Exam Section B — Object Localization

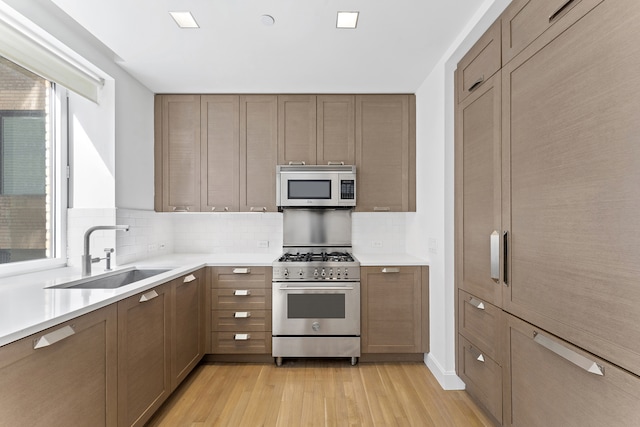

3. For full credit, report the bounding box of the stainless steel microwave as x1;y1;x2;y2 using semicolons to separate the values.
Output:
276;164;356;208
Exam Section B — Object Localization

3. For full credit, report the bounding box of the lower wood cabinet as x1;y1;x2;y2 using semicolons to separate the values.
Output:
0;305;118;427
361;266;428;354
117;283;172;427
208;266;272;354
504;314;640;427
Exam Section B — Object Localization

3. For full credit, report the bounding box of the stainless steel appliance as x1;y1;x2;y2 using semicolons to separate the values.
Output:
276;164;356;208
272;208;360;366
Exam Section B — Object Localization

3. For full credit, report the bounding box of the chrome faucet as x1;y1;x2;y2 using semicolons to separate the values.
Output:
82;225;130;276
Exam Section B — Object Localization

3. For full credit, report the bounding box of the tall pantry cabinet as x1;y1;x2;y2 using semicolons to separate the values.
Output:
456;0;640;425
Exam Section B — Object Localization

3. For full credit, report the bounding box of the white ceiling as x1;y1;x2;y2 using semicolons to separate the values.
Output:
50;0;482;94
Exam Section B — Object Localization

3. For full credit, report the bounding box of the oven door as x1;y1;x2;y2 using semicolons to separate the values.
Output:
272;282;360;336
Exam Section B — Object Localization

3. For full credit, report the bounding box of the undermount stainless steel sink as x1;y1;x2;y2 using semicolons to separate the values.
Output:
49;268;171;289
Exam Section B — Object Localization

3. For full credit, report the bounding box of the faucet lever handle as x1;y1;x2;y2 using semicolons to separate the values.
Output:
104;248;114;253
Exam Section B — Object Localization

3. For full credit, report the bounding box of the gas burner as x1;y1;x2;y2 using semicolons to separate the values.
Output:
277;251;354;263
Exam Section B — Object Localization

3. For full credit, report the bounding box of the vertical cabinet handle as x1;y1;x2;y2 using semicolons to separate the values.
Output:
533;331;604;376
233;268;251;274
549;0;577;22
234;333;250;341
139;289;159;303
33;325;75;349
469;297;486;310
183;274;196;283
234;290;251;296
503;231;509;286
490;231;500;282
381;267;400;273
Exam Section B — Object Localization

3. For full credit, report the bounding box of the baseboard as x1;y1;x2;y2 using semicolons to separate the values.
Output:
425;353;466;390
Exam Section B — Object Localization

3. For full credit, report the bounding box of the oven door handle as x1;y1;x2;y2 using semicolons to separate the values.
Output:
278;286;355;291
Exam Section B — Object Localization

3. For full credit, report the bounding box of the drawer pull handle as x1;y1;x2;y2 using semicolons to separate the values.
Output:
211;207;230;212
234;333;250;341
533;331;604;376
469;297;485;310
490;231;500;282
183;274;196;283
34;325;75;349
139;289;159;303
373;207;390;212
549;0;576;22
172;206;190;212
234;312;251;318
469;346;485;363
234;289;251;296
381;268;400;273
233;268;251;274
327;161;345;165
468;75;484;92
288;161;306;165
250;207;267;212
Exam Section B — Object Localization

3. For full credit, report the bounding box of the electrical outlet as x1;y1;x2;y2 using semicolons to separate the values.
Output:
257;240;269;248
428;238;438;254
372;240;383;248
148;244;158;252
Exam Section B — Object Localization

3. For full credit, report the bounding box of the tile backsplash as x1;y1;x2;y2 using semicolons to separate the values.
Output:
66;209;411;267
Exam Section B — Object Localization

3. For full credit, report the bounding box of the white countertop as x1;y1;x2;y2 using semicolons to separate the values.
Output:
0;252;426;347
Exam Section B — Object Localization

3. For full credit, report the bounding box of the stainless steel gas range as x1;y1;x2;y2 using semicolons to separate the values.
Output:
272;208;360;366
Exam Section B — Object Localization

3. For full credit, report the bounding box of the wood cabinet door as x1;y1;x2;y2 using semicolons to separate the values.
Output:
118;284;171;427
455;71;503;307
317;95;355;165
504;314;640;427
355;95;415;212
0;305;117;427
171;270;204;390
502;0;640;377
457;20;501;104
240;95;277;212
159;95;201;212
277;95;317;165
201;95;240;212
361;266;425;353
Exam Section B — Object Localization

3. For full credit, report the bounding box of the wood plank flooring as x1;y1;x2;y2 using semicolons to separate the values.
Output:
147;360;494;427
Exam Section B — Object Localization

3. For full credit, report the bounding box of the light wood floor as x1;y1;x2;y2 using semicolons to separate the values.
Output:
147;360;494;427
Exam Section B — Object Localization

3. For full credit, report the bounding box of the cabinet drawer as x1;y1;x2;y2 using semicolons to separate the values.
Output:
505;314;640;427
210;266;270;289
211;331;271;354
211;288;271;310
458;335;502;424
458;290;501;363
457;20;501;103
501;0;604;64
212;310;271;332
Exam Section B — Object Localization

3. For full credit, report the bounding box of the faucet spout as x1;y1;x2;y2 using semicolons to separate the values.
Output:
82;225;130;276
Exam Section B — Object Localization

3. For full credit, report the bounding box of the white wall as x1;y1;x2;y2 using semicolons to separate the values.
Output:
411;0;512;389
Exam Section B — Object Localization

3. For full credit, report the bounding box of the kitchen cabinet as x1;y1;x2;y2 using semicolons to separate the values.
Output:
117;282;171;427
456;20;501;104
0;305;117;426
355;95;416;212
500;0;604;65
155;94;201;212
278;95;356;166
361;266;428;354
240;95;278;212
208;266;272;354
201;95;240;212
170;269;205;390
503;314;640;427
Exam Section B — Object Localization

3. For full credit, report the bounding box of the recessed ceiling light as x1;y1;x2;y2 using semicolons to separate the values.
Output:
169;11;199;29
261;15;275;26
337;11;359;29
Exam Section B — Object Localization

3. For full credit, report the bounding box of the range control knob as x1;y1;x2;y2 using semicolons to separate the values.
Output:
298;269;304;277
312;322;320;332
344;268;349;277
283;268;289;278
321;269;326;277
328;268;333;277
313;268;319;278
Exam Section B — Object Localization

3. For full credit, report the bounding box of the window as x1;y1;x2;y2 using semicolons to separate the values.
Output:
0;56;61;266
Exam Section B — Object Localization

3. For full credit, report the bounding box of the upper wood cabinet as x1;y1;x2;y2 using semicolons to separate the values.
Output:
278;95;356;166
501;0;604;64
455;70;503;308
155;95;201;212
240;95;278;212
355;95;416;212
456;20;501;104
502;0;640;378
0;305;117;426
317;95;355;165
361;266;428;354
201;95;240;212
278;95;317;165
